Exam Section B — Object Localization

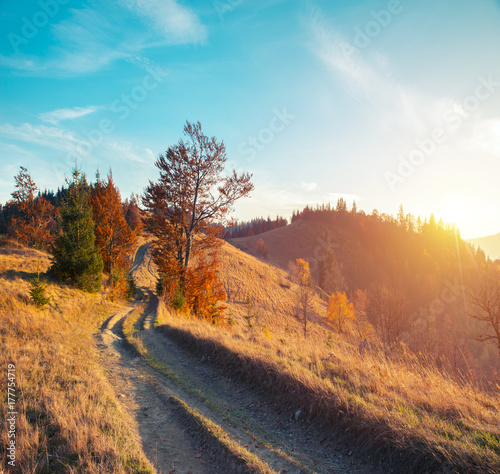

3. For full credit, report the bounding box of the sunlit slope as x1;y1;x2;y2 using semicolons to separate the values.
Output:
230;219;324;278
218;238;329;339
159;239;500;473
0;241;154;473
468;233;500;261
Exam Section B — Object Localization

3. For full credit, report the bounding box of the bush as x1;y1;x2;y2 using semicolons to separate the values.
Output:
126;275;137;300
29;275;50;308
171;288;186;310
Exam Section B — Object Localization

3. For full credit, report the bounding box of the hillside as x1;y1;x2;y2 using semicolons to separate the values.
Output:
0;240;154;473
152;238;500;473
468;233;500;261
229;209;500;379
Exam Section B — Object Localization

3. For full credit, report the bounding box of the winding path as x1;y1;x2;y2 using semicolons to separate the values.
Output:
94;243;378;473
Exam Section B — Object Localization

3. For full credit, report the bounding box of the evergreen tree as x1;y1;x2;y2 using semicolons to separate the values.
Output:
51;168;103;292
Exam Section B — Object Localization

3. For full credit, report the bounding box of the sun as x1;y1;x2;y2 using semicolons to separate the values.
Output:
436;195;470;229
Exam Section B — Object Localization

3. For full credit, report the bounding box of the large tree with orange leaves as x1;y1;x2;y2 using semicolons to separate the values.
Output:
90;172;137;274
7;166;57;249
143;121;253;319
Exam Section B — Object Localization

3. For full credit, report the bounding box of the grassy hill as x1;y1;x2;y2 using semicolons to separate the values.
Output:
468;233;500;261
156;238;500;473
0;240;154;473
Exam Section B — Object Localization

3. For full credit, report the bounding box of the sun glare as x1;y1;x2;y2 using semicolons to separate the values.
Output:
435;196;471;231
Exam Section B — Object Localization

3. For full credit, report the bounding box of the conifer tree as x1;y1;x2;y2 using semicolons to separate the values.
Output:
51;168;103;292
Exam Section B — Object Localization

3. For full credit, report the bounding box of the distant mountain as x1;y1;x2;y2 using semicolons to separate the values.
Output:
467;233;500;261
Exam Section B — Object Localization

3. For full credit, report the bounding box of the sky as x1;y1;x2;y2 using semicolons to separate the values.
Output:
1;0;500;239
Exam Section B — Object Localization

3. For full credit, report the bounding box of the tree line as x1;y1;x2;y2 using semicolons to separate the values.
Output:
285;201;500;381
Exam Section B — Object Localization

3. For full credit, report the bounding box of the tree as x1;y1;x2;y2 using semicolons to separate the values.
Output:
51;168;103;293
336;198;347;212
7;166;56;249
184;253;227;324
352;289;372;340
368;283;410;347
255;238;269;259
124;193;143;233
90;171;137;274
293;259;314;339
327;292;355;333
317;231;344;294
397;204;406;229
469;278;500;359
142;121;253;318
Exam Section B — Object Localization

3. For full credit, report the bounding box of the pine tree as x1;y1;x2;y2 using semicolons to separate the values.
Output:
51;168;103;292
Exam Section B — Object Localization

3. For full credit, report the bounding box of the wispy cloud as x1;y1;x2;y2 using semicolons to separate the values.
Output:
39;106;101;125
0;1;204;77
0;123;87;151
466;118;500;155
300;181;318;191
121;0;207;45
303;3;448;137
0;120;157;169
107;141;156;164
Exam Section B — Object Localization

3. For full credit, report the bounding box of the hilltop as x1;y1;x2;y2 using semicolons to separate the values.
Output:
468;232;500;261
229;208;499;382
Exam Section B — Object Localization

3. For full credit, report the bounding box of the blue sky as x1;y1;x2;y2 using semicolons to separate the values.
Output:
1;0;500;238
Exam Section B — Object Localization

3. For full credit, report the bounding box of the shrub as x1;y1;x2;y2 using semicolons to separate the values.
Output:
29;275;50;308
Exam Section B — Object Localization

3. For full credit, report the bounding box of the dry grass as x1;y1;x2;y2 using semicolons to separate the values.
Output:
155;240;500;473
169;397;277;474
0;242;155;473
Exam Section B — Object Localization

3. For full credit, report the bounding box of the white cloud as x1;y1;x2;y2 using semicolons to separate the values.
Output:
300;181;318;191
121;0;207;44
466;118;500;155
0;123;87;151
304;4;450;137
107;141;156;164
39;106;101;125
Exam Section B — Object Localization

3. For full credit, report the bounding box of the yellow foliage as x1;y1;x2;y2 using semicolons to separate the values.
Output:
327;291;355;333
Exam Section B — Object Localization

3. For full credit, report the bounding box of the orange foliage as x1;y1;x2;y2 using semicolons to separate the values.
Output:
7;167;57;249
327;291;355;333
90;172;137;274
185;254;227;325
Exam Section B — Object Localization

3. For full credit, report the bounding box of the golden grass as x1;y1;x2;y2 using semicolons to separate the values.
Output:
155;241;500;473
0;243;155;473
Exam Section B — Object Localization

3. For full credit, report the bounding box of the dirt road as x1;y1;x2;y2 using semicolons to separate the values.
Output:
95;243;378;473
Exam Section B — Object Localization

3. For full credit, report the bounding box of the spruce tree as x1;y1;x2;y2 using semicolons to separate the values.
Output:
51;168;103;292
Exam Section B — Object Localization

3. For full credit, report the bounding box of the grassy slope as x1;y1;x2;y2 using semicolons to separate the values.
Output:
156;239;500;473
0;242;154;473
